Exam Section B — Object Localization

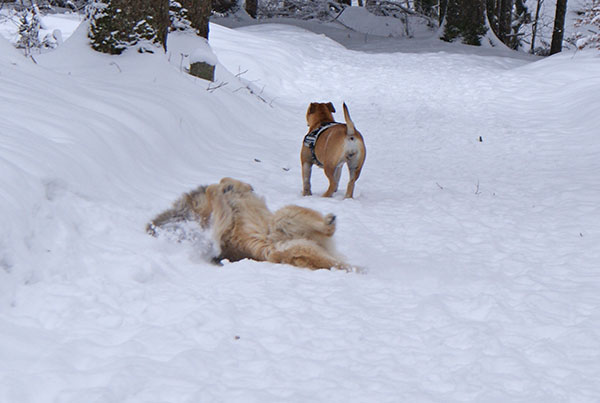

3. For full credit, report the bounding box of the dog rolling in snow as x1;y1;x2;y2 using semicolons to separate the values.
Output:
147;177;353;271
301;102;366;198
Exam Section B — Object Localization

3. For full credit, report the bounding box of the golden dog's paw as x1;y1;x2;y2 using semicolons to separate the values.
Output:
219;177;253;194
324;213;336;235
325;213;336;225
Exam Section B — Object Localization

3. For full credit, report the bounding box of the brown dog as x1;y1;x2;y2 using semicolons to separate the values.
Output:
147;177;353;271
301;102;366;198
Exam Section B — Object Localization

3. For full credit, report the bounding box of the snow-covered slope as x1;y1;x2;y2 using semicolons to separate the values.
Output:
1;18;599;403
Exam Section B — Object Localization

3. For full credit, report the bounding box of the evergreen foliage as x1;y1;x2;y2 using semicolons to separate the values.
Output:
442;0;487;45
15;6;43;54
169;0;193;32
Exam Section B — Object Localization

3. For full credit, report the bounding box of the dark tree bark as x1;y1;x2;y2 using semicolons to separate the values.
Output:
89;0;169;54
497;0;513;43
150;0;170;50
439;0;448;24
441;0;487;45
550;0;568;54
179;0;211;39
415;0;437;17
245;0;257;18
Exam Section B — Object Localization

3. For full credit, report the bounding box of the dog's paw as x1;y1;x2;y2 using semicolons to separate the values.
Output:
326;214;336;225
324;213;336;235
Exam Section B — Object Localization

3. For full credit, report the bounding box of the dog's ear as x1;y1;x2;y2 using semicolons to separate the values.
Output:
327;102;336;113
307;103;316;114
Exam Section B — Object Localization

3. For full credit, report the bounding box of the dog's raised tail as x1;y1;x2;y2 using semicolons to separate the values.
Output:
342;102;356;137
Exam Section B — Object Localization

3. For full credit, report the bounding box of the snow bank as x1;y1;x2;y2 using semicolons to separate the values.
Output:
1;16;599;403
337;6;406;37
189;38;218;65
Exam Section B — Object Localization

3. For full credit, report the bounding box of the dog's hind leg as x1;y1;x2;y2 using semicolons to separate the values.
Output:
322;163;341;197
269;240;347;270
271;206;336;240
344;161;363;199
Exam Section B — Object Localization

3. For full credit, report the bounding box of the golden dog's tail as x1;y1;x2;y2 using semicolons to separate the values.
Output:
342;102;356;137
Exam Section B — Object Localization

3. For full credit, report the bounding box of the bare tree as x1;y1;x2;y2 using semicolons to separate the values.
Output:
550;0;568;54
530;0;543;52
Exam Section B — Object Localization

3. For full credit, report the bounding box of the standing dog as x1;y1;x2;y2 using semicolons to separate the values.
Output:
147;177;353;271
301;102;366;198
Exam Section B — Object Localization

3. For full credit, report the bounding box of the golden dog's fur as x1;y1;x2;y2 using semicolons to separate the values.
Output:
301;102;366;198
147;177;352;271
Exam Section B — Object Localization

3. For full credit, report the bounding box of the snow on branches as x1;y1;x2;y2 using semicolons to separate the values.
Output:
575;0;600;50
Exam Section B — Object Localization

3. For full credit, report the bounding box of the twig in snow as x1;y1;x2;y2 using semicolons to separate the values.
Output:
180;52;188;73
110;61;122;73
207;81;228;92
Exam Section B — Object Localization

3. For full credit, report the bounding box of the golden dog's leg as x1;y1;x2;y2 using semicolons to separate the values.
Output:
269;241;345;270
271;206;336;239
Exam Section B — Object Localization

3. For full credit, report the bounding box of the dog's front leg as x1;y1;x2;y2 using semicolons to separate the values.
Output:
302;162;313;196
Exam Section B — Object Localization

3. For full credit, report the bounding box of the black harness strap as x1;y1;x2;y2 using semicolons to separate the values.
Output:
303;122;341;167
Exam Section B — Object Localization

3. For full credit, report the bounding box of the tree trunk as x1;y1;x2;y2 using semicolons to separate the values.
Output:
441;0;487;45
150;0;170;51
497;0;513;43
439;0;448;24
180;0;211;39
550;0;568;54
530;0;542;53
245;0;257;18
89;0;169;54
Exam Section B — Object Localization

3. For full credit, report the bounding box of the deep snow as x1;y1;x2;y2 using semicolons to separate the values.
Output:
1;10;600;403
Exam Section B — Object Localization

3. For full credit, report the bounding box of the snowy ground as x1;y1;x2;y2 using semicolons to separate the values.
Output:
1;10;600;403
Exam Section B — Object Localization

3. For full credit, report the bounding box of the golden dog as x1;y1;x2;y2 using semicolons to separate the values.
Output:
301;102;366;198
147;177;352;270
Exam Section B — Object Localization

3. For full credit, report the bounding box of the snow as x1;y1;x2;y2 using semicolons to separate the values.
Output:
336;6;408;38
189;38;218;65
1;10;600;403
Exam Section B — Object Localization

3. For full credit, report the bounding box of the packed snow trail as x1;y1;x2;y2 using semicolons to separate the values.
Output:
1;20;599;403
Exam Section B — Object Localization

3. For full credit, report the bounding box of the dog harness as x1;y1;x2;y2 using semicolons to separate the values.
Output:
303;122;341;167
